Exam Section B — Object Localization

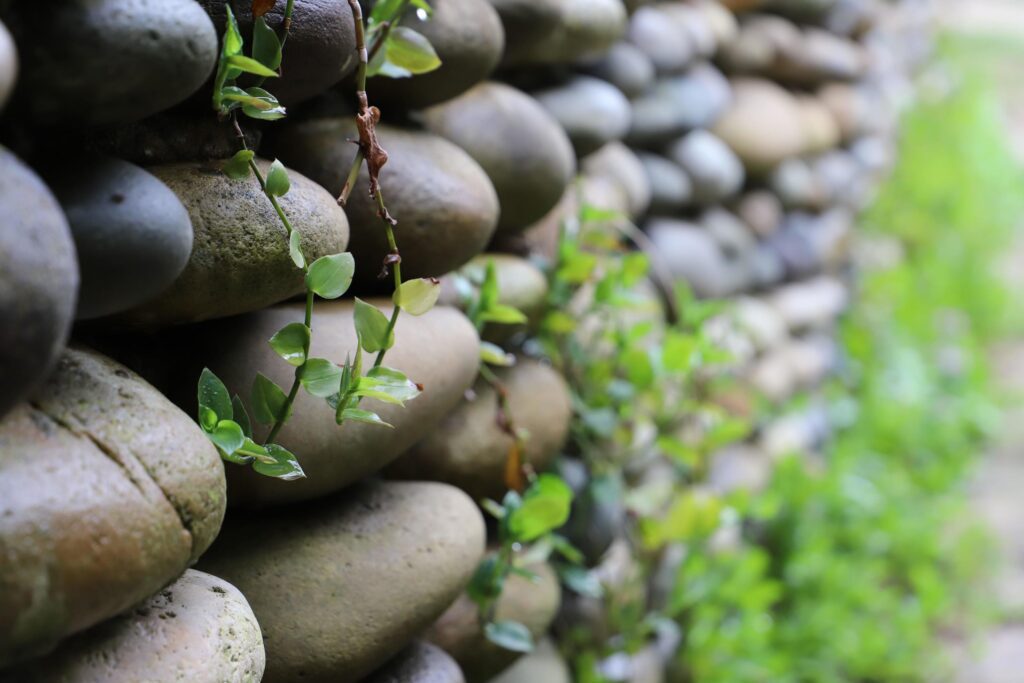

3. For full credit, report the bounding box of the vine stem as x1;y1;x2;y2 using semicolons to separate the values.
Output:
232;116;312;445
343;0;406;373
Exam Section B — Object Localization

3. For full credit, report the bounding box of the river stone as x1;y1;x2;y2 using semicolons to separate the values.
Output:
581;142;651;219
198;301;480;506
665;130;744;206
198;480;486;683
767;276;847;331
1;570;263;683
422;82;575;235
438;254;549;343
0;148;77;419
427;563;561;682
627;65;732;147
198;0;357;106
501;0;626;66
796;95;840;153
638;152;692;215
365;641;466;683
769;157;824;209
114;159;348;327
370;0;503;110
533;76;631;156
0;19;14;111
388;359;571;501
43;158;192;320
733;190;782;238
583;42;655;99
2;0;217;127
488;639;571;683
272;118;497;286
81;111;262;166
644;219;743;299
487;0;560;64
712;78;807;174
627;5;697;74
0;347;225;666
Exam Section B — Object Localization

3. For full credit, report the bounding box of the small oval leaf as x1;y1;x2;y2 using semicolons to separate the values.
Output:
306;253;355;299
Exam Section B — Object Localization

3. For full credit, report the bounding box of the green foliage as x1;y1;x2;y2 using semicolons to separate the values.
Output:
669;48;1017;682
198;1;442;474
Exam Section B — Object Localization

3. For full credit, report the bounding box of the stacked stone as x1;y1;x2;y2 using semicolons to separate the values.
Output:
0;1;927;683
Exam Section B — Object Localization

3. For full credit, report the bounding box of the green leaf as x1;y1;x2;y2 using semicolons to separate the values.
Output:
663;332;698;372
266;159;291;197
385;27;442;75
410;0;433;13
239;87;286;120
508;474;573;542
306;253;355;299
394;278;440;315
353;367;421;405
252;16;282;71
480;304;527;325
198;368;233;422
251;373;290;424
231;395;253;438
288;230;305;269
227;53;279;78
558;565;604;598
354;298;394;353
199;406;218;432
301;358;343;398
223;6;244;57
622;348;655;390
480;341;514;366
209;419;245;455
371;58;413;79
223;149;254;179
339;408;393;427
369;0;406;24
252;443;306;480
467;554;506;605
484;621;534;653
269;322;310;367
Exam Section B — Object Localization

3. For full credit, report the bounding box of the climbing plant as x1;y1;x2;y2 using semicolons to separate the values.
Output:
195;0;443;480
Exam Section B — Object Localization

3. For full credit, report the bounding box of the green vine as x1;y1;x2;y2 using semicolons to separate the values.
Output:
195;0;443;480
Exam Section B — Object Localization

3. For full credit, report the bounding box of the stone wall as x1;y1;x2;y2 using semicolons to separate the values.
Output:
0;0;931;681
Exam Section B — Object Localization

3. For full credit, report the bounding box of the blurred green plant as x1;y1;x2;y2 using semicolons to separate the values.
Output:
669;45;1019;682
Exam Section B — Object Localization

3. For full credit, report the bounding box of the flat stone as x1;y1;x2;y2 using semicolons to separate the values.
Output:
388;358;571;501
0;347;225;666
582;42;655;99
114;159;349;328
638;152;692;215
627;65;732;147
487;639;570;683
196;301;481;507
1;570;263;683
364;641;466;683
533;76;632;156
500;0;626;66
712;78;807;174
272;119;498;287
665;130;744;205
0;147;77;420
422;82;575;235
438;254;549;343
581;142;651;219
198;480;486;683
370;0;504;110
427;563;561;683
43;157;193;320
198;0;357;106
2;0;218;127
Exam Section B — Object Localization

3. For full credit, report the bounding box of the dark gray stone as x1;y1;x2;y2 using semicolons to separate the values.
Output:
3;0;218;127
0;147;77;419
45;158;193;320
